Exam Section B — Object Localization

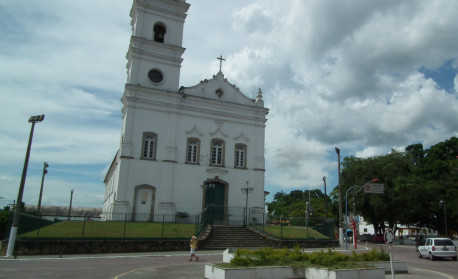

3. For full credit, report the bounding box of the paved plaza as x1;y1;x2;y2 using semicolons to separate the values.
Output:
0;248;455;278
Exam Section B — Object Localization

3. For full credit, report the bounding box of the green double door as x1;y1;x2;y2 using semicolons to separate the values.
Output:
205;182;225;224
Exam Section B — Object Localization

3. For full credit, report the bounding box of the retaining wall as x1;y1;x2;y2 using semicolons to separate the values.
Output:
0;239;189;256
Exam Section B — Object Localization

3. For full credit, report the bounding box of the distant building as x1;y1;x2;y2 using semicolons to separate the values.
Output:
25;205;102;217
103;0;269;225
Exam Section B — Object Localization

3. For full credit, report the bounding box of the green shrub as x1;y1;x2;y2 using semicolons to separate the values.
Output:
230;249;255;266
352;247;390;262
309;249;350;267
228;247;387;269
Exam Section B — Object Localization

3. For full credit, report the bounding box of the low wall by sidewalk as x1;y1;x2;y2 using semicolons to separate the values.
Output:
0;239;189;256
0;238;338;256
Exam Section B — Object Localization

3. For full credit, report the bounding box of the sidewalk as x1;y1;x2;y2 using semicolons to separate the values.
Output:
116;264;452;279
3;249;452;279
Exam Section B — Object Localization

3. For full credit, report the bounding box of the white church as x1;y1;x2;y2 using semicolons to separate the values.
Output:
103;0;269;226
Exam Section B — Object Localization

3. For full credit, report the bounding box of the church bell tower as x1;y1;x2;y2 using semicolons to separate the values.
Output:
127;0;189;92
104;0;268;223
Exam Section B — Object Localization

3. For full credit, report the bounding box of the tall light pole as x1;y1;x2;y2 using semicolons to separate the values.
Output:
335;147;343;247
68;189;74;220
37;162;49;216
306;201;309;239
323;176;327;219
439;200;448;238
241;181;253;227
6;114;45;257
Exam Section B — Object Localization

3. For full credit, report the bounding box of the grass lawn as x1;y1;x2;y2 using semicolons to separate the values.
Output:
255;225;329;239
19;221;198;240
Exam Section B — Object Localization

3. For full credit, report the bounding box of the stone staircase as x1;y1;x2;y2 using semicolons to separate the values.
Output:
198;226;268;250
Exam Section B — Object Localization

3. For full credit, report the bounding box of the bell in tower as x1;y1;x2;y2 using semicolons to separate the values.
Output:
153;23;166;43
126;0;189;92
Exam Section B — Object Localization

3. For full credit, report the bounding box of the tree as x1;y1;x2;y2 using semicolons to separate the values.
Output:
333;137;458;235
267;189;332;221
0;206;11;239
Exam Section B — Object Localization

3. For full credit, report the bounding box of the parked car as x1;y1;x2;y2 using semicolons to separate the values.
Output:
372;234;384;243
417;237;457;261
360;234;372;242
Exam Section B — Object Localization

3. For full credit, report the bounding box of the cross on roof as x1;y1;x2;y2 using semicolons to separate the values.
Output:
217;55;225;72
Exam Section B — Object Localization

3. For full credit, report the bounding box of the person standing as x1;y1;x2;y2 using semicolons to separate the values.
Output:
189;235;199;261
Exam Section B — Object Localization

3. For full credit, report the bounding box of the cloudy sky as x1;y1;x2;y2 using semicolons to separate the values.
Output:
1;0;457;209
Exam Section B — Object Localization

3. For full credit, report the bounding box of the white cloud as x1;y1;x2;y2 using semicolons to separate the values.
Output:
454;74;458;93
1;0;457;207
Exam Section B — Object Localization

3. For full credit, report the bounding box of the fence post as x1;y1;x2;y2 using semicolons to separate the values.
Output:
82;213;87;239
36;213;42;239
280;218;283;240
123;213;127;240
262;213;265;233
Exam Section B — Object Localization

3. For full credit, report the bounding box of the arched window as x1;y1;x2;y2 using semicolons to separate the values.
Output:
210;139;225;166
153;23;166;43
235;144;247;168
186;138;200;164
142;132;157;160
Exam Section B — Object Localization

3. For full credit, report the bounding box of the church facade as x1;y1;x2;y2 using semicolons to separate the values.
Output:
103;0;269;225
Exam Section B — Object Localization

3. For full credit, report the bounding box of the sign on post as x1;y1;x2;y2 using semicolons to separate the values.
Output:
384;228;394;245
364;183;384;194
384;228;395;279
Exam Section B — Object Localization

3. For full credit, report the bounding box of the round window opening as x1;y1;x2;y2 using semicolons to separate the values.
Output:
148;69;164;84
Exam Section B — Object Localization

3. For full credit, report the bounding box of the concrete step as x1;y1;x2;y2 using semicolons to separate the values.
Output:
198;226;268;250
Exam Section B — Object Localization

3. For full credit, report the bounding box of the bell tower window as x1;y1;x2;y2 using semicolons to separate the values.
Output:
153;23;166;43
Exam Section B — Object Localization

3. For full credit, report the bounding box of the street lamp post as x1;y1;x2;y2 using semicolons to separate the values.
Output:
68;189;74;220
306;202;309;239
439;200;448;238
335;147;343;247
241;181;253;227
6;114;45;257
37;162;49;216
323;176;327;219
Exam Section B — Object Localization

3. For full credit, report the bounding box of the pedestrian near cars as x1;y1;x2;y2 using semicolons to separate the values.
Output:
189;235;199;261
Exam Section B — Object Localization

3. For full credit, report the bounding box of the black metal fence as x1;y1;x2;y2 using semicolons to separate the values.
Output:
7;212;202;241
4;209;335;241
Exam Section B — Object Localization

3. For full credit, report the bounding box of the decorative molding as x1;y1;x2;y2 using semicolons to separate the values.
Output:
185;124;204;137
209;120;228;138
215;88;224;97
120;155;134;159
233;131;250;142
158;202;176;209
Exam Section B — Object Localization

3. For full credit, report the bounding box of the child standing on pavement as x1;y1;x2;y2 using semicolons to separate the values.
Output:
189;235;199;261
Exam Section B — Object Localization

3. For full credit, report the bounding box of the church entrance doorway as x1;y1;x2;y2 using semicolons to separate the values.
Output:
204;182;226;225
133;185;155;221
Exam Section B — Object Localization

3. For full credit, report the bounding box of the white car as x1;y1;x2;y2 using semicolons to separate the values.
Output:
417;237;457;261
